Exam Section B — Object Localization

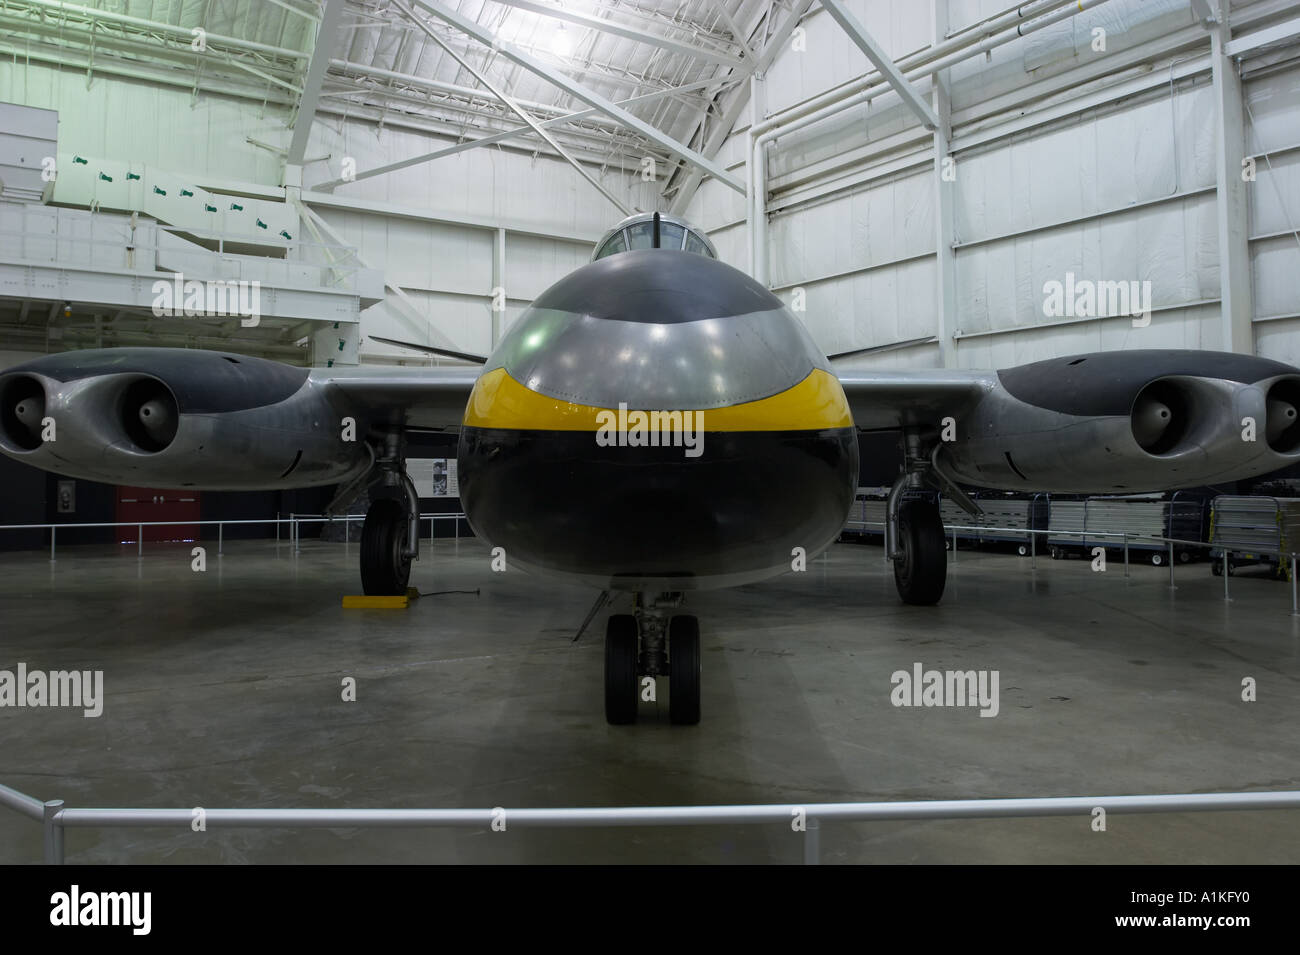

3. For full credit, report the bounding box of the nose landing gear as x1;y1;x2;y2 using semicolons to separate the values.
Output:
604;593;700;725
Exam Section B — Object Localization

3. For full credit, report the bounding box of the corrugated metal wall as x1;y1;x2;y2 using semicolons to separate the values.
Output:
687;0;1300;371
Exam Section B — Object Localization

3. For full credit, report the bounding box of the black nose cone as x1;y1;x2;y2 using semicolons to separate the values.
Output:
531;249;783;324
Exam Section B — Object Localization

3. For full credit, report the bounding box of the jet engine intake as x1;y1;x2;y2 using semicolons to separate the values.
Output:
0;349;369;489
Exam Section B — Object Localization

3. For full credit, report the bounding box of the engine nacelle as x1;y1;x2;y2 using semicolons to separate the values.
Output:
939;351;1300;493
0;348;368;490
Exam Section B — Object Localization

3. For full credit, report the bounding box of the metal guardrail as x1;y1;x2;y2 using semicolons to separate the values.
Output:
2;514;1297;611
0;512;470;559
843;520;1300;615
2;780;1297;865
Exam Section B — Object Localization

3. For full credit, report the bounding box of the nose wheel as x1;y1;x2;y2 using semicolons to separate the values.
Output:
603;596;700;725
604;615;639;725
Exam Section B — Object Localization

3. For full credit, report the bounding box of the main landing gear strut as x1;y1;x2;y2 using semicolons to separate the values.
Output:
328;431;421;596
604;592;700;726
885;431;981;606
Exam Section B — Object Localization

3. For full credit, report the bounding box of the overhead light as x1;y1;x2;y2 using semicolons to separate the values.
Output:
552;22;572;57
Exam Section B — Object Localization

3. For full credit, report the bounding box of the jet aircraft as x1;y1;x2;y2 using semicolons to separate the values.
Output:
3;211;1298;725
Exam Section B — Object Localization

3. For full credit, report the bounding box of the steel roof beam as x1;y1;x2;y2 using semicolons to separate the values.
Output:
289;0;345;164
817;0;939;130
409;0;746;194
489;0;745;67
317;77;720;189
391;0;632;215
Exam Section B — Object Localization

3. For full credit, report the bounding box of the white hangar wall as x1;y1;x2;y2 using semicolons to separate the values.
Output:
684;0;1300;371
0;57;654;367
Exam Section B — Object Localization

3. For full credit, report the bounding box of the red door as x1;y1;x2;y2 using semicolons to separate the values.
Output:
115;486;201;542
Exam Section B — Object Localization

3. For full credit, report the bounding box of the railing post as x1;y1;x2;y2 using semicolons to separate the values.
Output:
1292;555;1298;617
43;799;65;865
1223;550;1231;602
276;511;280;542
803;817;820;865
50;526;55;563
218;522;223;556
138;524;143;557
952;525;957;561
1167;540;1175;589
1030;529;1036;570
1123;533;1129;578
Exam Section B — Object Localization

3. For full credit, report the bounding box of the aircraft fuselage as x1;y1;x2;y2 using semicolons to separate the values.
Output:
457;249;859;590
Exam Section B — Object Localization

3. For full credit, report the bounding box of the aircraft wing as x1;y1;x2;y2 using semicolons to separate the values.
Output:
834;369;996;432
314;365;479;431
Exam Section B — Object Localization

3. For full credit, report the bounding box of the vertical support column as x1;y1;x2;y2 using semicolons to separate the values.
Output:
749;72;768;283
1210;6;1253;353
1291;555;1297;615
43;799;65;865
803;817;820;865
492;227;506;347
931;0;957;368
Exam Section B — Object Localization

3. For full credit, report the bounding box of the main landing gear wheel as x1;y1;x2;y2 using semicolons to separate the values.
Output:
669;614;701;726
894;499;947;606
360;498;411;596
604;614;639;725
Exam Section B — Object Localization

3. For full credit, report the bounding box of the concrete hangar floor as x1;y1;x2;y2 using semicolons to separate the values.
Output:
1;535;1297;864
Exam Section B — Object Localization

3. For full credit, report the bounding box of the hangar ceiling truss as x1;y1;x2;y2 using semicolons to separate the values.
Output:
0;0;808;196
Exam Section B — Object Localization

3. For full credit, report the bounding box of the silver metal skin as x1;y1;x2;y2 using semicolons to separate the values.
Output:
0;370;369;490
940;373;1300;493
483;306;831;410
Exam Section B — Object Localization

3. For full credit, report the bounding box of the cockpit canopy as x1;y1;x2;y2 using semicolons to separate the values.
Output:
591;212;717;263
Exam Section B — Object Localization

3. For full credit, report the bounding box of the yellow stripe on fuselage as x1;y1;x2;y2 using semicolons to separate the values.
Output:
462;366;853;432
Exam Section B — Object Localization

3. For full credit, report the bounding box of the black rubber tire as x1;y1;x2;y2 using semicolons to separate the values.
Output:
1212;561;1223;576
668;615;701;726
360;498;411;596
604;614;639;725
1049;546;1062;560
1178;550;1192;563
894;500;947;605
